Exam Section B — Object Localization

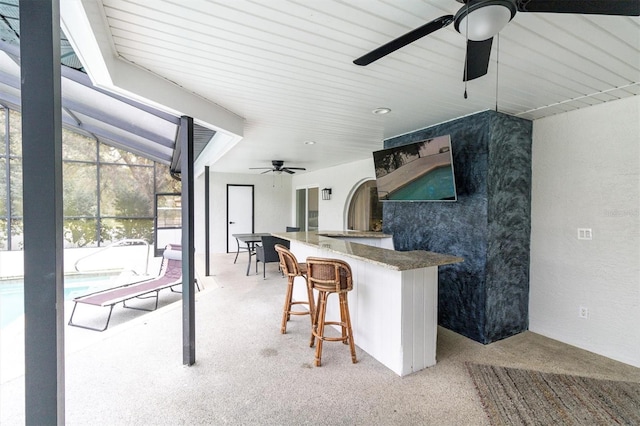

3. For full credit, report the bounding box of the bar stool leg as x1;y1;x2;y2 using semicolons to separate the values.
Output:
339;293;347;343
340;293;357;364
306;279;315;330
310;291;320;348
314;291;328;367
280;276;294;334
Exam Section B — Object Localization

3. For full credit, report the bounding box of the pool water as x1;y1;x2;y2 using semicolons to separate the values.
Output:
388;167;456;201
0;275;116;329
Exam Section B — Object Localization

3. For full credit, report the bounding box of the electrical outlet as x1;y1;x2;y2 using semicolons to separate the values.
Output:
579;306;589;319
577;228;592;240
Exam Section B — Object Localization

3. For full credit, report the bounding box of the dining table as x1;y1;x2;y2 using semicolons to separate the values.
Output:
232;232;272;276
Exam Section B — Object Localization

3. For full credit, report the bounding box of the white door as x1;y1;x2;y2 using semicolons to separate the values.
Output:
227;185;254;253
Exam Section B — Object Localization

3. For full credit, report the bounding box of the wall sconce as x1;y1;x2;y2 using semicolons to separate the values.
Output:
322;188;332;200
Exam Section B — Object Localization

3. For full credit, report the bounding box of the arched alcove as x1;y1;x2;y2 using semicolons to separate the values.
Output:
346;179;383;231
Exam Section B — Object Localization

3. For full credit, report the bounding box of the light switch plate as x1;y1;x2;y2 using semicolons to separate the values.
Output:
577;228;592;240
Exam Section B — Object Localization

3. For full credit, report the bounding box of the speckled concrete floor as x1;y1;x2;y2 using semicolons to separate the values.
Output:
2;253;639;425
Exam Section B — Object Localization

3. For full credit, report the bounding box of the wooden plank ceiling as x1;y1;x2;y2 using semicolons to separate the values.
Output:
93;0;640;173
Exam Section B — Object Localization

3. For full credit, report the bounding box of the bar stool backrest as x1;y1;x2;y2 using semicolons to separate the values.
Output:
306;257;352;293
275;244;304;277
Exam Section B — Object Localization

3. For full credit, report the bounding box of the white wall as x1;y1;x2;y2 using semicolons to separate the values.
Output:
529;96;640;367
194;172;292;254
291;158;376;230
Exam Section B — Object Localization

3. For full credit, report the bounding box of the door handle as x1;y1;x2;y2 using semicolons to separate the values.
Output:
229;221;235;224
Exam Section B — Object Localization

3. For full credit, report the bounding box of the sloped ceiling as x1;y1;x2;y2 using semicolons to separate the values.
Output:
0;0;221;169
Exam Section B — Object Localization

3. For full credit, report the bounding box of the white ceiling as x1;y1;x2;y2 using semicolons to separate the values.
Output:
65;0;639;175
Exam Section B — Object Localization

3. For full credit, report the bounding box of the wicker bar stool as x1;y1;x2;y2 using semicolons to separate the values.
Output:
306;257;357;367
275;244;315;334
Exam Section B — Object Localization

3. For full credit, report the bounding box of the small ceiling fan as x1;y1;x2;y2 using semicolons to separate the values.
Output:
353;0;639;81
250;160;306;174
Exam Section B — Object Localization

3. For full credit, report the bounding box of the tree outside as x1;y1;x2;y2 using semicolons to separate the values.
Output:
0;108;181;250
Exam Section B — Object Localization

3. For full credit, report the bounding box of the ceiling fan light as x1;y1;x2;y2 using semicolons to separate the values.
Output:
454;0;516;41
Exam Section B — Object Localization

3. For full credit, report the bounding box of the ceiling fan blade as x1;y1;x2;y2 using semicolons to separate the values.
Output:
463;38;493;81
284;167;306;170
260;170;272;174
282;169;295;174
516;0;639;16
353;15;454;66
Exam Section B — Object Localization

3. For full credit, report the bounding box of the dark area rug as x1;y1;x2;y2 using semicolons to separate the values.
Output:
466;363;640;425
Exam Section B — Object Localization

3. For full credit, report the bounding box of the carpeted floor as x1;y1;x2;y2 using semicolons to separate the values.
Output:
467;363;640;426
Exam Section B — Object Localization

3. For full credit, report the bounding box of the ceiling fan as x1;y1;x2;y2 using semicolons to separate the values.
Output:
353;0;640;81
249;160;306;174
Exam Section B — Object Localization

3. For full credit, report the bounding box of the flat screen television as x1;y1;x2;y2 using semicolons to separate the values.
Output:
373;135;457;202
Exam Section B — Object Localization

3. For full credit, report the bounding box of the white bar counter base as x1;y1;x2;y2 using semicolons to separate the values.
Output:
272;230;463;376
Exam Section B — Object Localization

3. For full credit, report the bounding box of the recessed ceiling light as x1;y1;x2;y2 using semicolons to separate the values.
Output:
372;107;391;115
304;140;316;145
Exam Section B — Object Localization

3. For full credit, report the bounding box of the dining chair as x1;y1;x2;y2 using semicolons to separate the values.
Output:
255;236;289;278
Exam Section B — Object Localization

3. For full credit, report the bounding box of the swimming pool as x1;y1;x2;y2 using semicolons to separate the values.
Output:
0;275;118;329
387;167;456;201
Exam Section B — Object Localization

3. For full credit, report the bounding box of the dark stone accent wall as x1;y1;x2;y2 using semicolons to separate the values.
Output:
383;110;532;344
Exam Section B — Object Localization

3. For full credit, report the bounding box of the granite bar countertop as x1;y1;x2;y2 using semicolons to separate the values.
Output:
272;231;463;271
314;230;393;238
